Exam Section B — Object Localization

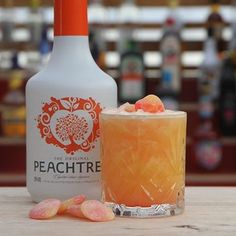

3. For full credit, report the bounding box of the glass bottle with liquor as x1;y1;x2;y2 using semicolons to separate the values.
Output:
26;0;117;202
89;0;107;71
119;0;139;24
89;29;106;71
158;71;179;111
29;0;43;45
229;22;236;57
219;56;236;136
39;26;51;68
194;92;222;171
199;27;221;103
194;118;222;171
229;0;236;65
159;0;181;109
194;28;222;171
89;31;99;63
96;32;106;71
118;0;139;53
89;0;106;23
119;40;145;103
207;0;225;53
1;53;26;138
166;0;182;31
118;0;144;103
1;0;14;43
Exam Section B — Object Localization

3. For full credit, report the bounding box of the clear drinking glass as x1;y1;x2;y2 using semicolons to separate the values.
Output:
100;110;187;218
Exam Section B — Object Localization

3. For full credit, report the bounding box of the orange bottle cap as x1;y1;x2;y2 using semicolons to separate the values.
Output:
54;0;88;36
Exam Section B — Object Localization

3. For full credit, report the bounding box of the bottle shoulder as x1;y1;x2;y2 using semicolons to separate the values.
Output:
26;67;117;91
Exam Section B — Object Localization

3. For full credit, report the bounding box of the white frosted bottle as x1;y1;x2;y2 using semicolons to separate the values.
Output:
26;0;117;202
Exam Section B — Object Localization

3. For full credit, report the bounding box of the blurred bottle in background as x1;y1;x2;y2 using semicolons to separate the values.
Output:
229;0;236;65
96;32;106;71
194;97;222;172
119;40;145;103
89;31;99;64
219;56;236;136
199;27;221;104
29;0;43;45
89;0;107;70
26;26;51;72
118;0;139;52
89;0;106;23
39;25;51;68
119;0;139;24
194;28;222;171
159;0;181;110
229;25;236;63
194;118;222;171
207;0;225;54
118;0;145;103
89;30;106;71
158;71;179;111
1;0;14;43
1;53;26;138
166;0;182;31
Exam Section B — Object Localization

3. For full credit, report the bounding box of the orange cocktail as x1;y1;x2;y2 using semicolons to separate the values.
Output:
100;108;187;217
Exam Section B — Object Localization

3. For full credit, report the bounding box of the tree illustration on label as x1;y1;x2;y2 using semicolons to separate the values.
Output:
37;97;102;154
56;114;89;143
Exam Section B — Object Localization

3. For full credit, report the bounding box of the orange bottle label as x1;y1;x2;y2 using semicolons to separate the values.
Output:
54;0;88;36
37;97;102;155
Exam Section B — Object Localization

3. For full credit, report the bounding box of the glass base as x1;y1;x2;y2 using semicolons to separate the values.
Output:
106;202;184;218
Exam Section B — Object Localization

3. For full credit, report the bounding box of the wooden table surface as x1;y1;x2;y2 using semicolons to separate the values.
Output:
0;187;235;236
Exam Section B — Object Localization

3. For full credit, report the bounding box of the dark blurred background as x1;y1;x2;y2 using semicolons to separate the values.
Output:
0;0;236;186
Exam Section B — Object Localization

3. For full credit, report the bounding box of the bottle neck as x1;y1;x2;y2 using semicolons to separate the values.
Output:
211;3;220;13
46;0;93;68
168;0;179;9
54;0;88;36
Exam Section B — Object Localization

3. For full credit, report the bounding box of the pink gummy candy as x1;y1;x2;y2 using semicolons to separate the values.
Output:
58;195;86;214
68;200;115;222
135;95;165;113
29;199;61;220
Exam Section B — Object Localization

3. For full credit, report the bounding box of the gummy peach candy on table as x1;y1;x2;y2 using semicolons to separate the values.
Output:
29;199;61;220
29;195;115;222
67;200;115;222
122;95;165;113
58;194;86;214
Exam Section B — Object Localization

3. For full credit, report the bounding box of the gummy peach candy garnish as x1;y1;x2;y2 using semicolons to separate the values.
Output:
123;95;165;113
29;196;115;222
